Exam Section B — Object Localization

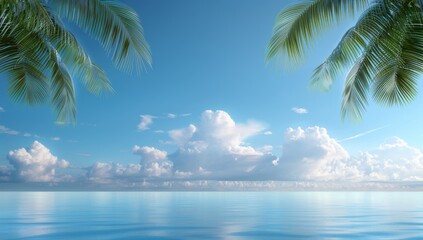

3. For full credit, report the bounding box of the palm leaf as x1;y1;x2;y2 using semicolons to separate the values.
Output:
311;1;388;91
372;10;423;106
311;27;365;91
341;1;414;120
341;55;369;120
50;52;77;123
8;61;49;104
52;0;152;73
46;12;114;95
267;0;369;63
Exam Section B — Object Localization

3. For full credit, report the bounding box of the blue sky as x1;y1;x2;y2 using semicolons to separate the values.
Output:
1;0;423;190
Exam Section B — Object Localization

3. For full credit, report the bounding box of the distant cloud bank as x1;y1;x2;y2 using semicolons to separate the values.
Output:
1;110;423;190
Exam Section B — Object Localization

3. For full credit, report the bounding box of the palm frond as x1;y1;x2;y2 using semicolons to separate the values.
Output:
267;0;369;63
52;0;152;73
46;12;114;95
311;27;365;91
8;61;49;105
341;1;414;120
372;10;423;106
311;1;388;91
0;0;54;34
341;55;369;120
50;52;76;123
2;26;52;105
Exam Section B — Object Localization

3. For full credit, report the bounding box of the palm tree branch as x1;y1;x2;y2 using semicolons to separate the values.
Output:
341;1;413;120
267;0;369;63
51;0;152;73
373;10;423;106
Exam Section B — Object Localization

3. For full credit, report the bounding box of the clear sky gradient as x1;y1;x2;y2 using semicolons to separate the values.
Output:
1;0;423;190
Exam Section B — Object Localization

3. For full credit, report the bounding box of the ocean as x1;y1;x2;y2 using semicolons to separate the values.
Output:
1;192;422;239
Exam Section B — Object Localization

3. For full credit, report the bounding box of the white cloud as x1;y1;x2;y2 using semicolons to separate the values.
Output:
275;127;423;182
138;115;154;131
3;109;423;190
348;137;423;181
193;110;264;155
180;113;192;117
0;125;19;135
131;110;275;181
6;141;69;182
167;110;274;179
51;137;61;141
258;145;273;153
144;161;173;177
23;133;31;137
154;130;165;134
133;146;173;177
167;113;177;119
134;124;423;182
87;162;142;183
0;106;4;112
133;146;168;161
263;131;272;135
291;107;308;114
168;124;197;145
276;127;350;180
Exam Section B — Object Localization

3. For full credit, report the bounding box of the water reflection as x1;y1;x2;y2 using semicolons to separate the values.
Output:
0;192;423;239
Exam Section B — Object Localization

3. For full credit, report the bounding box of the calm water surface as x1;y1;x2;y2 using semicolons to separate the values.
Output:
1;192;423;239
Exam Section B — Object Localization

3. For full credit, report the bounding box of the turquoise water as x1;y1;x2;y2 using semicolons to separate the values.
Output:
1;192;423;239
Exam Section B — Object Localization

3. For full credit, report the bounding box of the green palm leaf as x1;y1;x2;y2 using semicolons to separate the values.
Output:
50;52;77;123
9;61;49;105
267;0;369;63
269;0;423;121
52;0;152;73
341;1;417;120
0;0;147;123
311;27;365;91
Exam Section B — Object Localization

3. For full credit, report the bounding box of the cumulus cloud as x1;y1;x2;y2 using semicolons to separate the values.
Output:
133;146;173;177
87;162;142;183
3;110;423;190
347;137;423;181
168;124;197;145
291;107;308;114
130;110;276;181
275;127;423;182
6;141;69;182
0;124;19;135
276;127;350;180
133;146;168;161
138;115;154;131
133;112;421;183
263;131;272;135
165;110;275;180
